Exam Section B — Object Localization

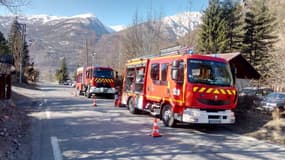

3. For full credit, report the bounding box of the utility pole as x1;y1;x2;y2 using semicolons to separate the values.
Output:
85;40;89;67
19;23;26;83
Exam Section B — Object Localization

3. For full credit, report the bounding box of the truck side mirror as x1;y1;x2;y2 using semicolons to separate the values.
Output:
171;69;179;80
171;60;184;83
172;60;180;68
171;60;179;81
230;65;236;85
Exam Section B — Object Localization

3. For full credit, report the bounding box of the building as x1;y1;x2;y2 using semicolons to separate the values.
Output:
0;54;14;100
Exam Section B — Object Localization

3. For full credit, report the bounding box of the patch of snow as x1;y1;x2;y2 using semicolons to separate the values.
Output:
109;25;127;32
161;11;202;38
71;13;96;19
59;41;69;45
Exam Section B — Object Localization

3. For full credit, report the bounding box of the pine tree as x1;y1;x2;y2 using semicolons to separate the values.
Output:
197;0;228;53
198;0;244;53
221;0;244;52
242;0;278;79
0;31;9;55
55;57;69;84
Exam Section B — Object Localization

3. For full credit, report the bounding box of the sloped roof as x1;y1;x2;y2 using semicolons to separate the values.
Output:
215;53;261;80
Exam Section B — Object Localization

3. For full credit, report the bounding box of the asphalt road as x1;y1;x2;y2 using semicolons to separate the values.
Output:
16;82;285;160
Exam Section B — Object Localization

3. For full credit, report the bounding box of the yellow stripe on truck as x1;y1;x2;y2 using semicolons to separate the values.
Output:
226;90;232;95
193;86;236;95
198;87;206;93
220;89;226;94
193;87;199;92
213;89;220;94
206;88;213;93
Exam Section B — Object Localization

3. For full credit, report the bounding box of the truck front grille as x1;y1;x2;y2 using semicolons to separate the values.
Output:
96;83;111;88
198;98;230;106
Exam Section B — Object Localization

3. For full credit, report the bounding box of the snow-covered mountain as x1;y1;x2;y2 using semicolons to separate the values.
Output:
0;12;202;80
161;12;202;39
0;13;111;35
0;14;113;80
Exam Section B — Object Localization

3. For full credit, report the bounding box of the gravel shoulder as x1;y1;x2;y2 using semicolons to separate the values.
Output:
0;83;38;160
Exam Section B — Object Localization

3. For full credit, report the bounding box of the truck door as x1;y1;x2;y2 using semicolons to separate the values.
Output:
146;62;170;102
169;59;185;106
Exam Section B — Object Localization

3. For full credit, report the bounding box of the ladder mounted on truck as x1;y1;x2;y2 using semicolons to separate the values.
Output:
127;46;194;63
159;45;193;56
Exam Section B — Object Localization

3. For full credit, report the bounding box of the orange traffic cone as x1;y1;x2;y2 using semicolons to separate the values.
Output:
151;118;161;137
93;95;97;107
114;95;121;107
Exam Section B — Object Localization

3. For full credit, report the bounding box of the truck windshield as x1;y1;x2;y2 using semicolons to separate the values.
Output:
187;59;233;86
93;69;114;78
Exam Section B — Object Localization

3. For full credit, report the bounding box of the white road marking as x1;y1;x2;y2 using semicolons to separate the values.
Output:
46;110;51;119
51;136;63;160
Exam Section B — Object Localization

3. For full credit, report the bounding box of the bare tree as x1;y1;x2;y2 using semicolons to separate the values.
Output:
122;8;163;61
0;0;29;12
176;0;198;48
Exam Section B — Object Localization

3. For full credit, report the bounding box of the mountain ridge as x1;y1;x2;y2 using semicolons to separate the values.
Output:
0;12;202;80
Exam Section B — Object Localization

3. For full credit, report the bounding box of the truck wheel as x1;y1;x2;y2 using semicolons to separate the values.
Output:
128;97;138;114
161;104;176;127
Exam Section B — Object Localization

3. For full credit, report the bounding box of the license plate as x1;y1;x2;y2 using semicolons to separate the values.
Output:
209;119;221;124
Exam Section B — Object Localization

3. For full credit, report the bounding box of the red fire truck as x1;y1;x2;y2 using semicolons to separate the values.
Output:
76;66;116;98
120;46;238;127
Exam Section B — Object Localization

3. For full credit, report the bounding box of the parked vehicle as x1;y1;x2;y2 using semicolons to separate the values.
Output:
75;66;116;98
239;87;273;106
239;87;273;97
259;92;285;112
119;46;238;127
63;79;72;85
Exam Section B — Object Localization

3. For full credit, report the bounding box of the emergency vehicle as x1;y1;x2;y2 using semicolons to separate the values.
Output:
76;66;116;98
120;46;238;127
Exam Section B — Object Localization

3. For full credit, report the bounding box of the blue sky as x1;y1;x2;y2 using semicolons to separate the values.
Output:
0;0;208;27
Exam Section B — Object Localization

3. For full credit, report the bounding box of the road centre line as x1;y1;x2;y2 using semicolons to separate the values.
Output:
51;136;63;160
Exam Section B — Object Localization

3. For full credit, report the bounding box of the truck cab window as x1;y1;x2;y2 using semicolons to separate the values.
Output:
161;63;168;82
125;68;135;91
151;63;159;80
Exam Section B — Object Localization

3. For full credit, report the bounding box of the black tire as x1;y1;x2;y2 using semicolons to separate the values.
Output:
128;97;139;114
161;104;176;127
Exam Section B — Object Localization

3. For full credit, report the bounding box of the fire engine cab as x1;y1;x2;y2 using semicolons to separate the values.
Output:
120;46;238;127
76;66;116;98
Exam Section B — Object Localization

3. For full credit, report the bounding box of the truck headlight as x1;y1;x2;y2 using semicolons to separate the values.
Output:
184;109;200;117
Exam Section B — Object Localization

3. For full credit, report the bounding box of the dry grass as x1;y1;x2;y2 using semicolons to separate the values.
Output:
231;95;285;145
